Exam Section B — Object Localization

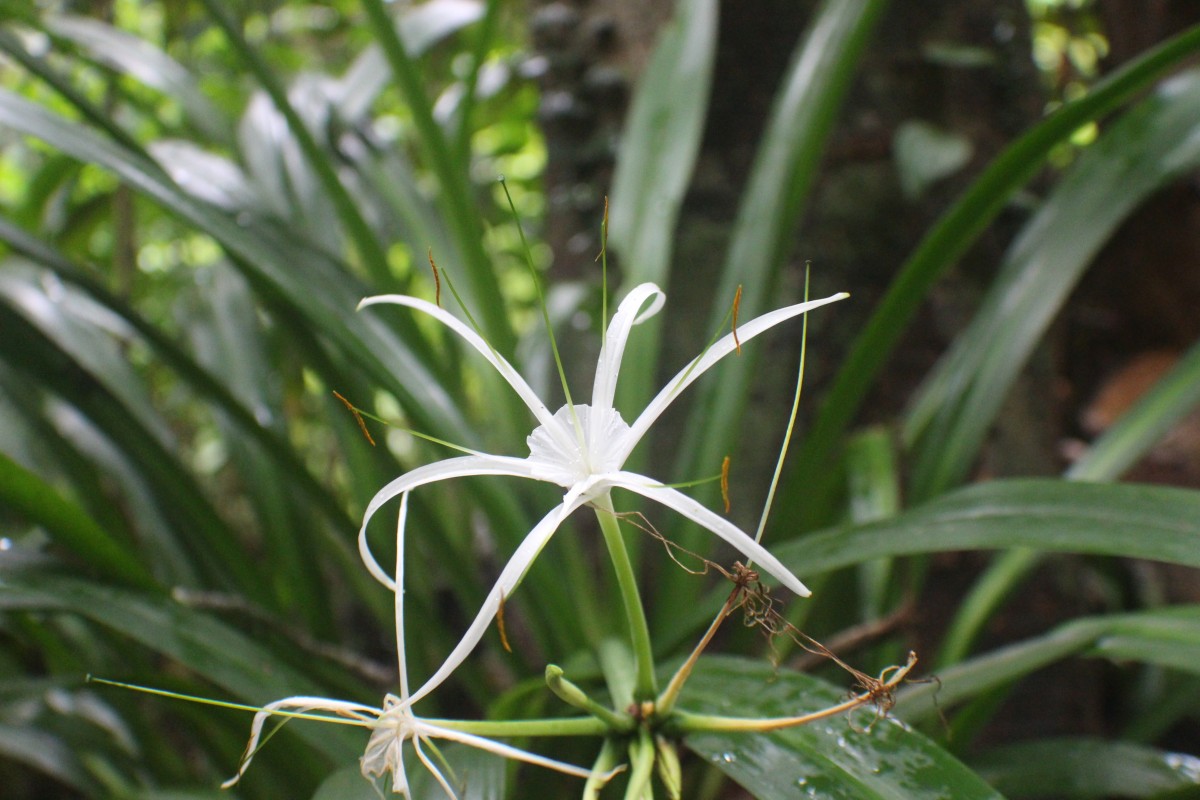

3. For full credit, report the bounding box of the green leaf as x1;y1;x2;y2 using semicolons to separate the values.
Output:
358;0;512;351
610;0;717;429
336;0;486;122
0;723;90;793
774;479;1200;578
906;68;1200;500
311;744;507;800
897;607;1200;720
0;449;154;590
681;655;1003;799
609;0;718;286
784;23;1200;528
0;89;470;445
0;294;257;592
195;0;392;287
43;14;228;142
655;0;888;633
972;737;1200;798
0;573;364;764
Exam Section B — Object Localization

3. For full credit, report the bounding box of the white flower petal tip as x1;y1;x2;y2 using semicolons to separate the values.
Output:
358;284;844;703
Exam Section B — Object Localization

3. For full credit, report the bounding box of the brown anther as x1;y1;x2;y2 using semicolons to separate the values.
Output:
428;248;442;307
732;285;743;354
720;456;731;514
496;589;512;653
332;391;376;446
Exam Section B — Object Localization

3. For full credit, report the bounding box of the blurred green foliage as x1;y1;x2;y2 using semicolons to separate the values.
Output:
1;1;1199;798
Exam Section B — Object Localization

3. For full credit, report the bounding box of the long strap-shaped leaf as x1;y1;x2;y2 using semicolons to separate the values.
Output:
905;68;1200;501
195;0;393;288
0;298;262;594
360;0;514;353
609;0;718;434
896;605;1200;719
654;0;888;625
782;23;1200;528
0;449;155;590
773;478;1200;577
0;573;364;763
893;69;1200;663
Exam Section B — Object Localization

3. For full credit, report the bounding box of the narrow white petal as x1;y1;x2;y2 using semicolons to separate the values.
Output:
611;472;811;597
416;720;606;780
359;454;540;589
618;292;848;463
405;495;589;706
589;283;664;421
223;697;379;788
412;736;458;798
358;294;557;431
395;493;410;699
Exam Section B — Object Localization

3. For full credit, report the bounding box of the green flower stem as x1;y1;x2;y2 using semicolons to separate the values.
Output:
584;738;623;800
546;665;637;732
666;651;917;735
594;492;657;701
668;708;850;734
624;727;657;800
427;715;608;738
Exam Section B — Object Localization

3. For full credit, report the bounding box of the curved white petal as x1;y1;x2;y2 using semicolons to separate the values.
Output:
416;721;604;780
394;493;411;699
223;696;380;788
358;293;558;433
405;494;591;707
411;736;455;798
618;292;848;463
589;283;664;424
359;454;541;589
611;471;811;597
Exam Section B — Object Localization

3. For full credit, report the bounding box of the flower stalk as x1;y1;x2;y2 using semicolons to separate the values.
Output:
664;651;919;735
594;492;657;701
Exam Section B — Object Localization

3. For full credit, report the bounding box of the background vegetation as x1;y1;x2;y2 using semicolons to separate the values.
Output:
1;0;1199;797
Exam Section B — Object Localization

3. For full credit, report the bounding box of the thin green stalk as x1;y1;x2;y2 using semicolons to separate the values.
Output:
751;266;811;548
594;493;657;701
624;728;657;800
584;739;624;800
426;716;608;737
546;665;636;732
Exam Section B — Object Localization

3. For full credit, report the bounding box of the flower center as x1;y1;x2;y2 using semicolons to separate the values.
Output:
527;404;630;487
361;694;415;780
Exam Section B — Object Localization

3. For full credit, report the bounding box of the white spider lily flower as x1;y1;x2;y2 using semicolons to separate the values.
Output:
357;282;847;708
224;495;605;797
